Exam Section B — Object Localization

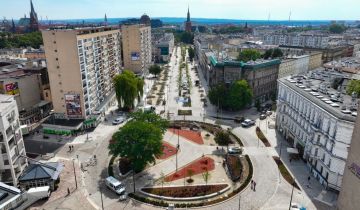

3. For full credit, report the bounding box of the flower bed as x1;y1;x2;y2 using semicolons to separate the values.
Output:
129;154;253;208
142;184;228;198
119;158;132;175
156;142;177;160
273;156;300;190
165;157;214;182
226;155;242;181
255;127;271;147
168;128;204;144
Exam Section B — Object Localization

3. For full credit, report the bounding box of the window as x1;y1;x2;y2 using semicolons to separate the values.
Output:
54;50;57;52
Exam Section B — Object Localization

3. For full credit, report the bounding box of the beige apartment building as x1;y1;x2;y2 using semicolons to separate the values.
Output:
337;105;360;210
42;27;122;124
121;24;152;75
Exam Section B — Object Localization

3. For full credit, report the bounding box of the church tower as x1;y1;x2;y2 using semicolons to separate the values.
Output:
29;0;39;32
185;6;192;33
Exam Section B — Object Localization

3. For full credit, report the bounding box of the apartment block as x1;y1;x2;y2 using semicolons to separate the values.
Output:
263;33;330;48
278;55;310;78
42;27;122;124
276;70;358;191
337;104;360;210
122;24;152;75
0;95;27;186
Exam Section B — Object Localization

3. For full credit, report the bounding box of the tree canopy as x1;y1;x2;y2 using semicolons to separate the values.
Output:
263;48;283;59
188;47;195;61
346;80;360;97
174;31;194;44
149;64;162;77
129;110;169;134
237;49;261;62
0;32;43;49
113;70;144;110
208;80;253;111
214;131;231;146
213;26;245;34
109;120;163;172
329;23;347;34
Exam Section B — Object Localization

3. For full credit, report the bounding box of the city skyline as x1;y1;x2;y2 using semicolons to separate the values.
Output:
1;0;360;21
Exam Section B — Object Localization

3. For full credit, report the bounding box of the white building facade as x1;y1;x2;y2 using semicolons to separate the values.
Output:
263;34;330;48
0;95;27;186
276;77;357;191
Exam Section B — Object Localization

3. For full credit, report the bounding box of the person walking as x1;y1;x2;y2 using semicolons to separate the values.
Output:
67;188;70;195
254;181;257;191
251;180;254;190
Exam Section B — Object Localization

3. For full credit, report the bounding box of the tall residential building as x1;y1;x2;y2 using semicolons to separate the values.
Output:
42;27;122;123
337;104;360;210
185;7;192;33
276;69;358;191
121;24;152;75
0;95;27;186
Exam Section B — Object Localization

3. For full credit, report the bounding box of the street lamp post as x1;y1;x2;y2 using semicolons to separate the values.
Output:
100;185;104;210
238;194;241;210
288;181;295;210
72;159;78;189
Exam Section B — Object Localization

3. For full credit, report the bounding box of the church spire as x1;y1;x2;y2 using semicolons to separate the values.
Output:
29;0;39;32
187;6;190;22
104;13;108;26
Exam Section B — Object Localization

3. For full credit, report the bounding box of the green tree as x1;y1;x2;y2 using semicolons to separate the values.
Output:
129;110;169;134
214;131;231;147
179;32;194;44
0;32;43;49
149;64;162;77
202;170;211;187
188;47;195;61
227;80;253;110
264;48;283;59
109;120;163;172
346;80;360;97
329;23;347;34
113;70;144;110
237;49;261;62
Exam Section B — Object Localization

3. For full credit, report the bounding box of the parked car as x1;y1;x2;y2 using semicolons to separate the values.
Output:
234;116;245;123
105;176;126;195
228;147;243;154
112;117;125;125
266;111;273;116
260;114;267;120
241;119;255;127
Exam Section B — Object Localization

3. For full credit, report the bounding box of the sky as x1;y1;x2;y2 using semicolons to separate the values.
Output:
1;0;360;21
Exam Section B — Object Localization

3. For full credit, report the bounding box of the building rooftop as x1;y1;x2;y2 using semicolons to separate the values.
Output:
19;162;64;182
323;57;360;75
0;182;21;209
279;69;359;122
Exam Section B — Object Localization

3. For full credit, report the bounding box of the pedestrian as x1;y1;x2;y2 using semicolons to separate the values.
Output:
254;181;256;191
251;180;254;190
67;188;70;195
308;176;311;183
72;145;74;151
69;145;71;152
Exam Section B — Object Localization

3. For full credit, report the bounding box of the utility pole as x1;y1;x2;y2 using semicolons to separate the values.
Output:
100;186;104;210
72;160;78;189
176;128;179;172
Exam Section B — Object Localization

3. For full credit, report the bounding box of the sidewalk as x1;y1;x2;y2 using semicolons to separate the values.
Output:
260;118;338;209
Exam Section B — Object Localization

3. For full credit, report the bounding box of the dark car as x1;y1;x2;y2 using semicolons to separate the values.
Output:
260;114;267;120
234;116;245;123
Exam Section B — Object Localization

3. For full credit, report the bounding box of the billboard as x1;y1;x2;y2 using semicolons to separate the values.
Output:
131;52;140;61
65;94;82;117
0;82;20;96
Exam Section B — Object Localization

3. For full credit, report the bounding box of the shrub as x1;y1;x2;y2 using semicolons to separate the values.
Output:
119;158;131;175
214;131;232;146
255;127;271;147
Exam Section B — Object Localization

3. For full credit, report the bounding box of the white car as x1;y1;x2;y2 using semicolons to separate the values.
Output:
241;119;255;127
112;117;125;125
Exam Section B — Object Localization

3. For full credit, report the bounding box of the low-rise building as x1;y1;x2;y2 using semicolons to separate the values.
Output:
0;95;28;186
276;69;358;191
278;55;310;78
153;33;174;63
200;51;280;103
0;61;52;127
122;24;152;75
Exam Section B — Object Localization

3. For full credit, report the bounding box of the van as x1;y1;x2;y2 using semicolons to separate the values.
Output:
105;176;126;195
27;186;51;199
